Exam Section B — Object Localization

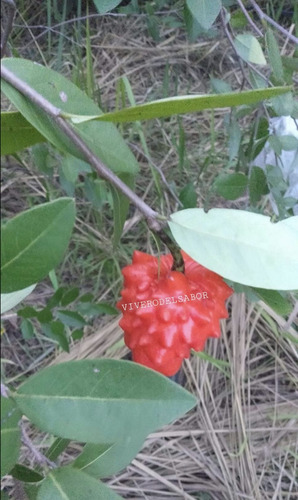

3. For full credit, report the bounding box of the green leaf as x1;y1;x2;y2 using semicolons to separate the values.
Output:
42;322;69;352
179;183;197;209
76;302;118;317
1;284;36;314
60;155;92;184
1;111;45;156
234;34;267;65
265;29;284;83
10;464;44;483
60;287;80;306
70;87;290;124
20;318;35;340
1;397;22;477
253;288;292;316
249;166;269;204
278;135;298;151
37;308;53;324
169;208;298;290
111;172;134;247
228;119;241;160
92;0;122;14
84;177;109;209
1;198;76;293
186;0;222;30
46;438;70;462
213;173;248;200
1;58;139;176
210;77;232;94
37;467;122;500
56;310;86;328
73;434;145;478
14;359;196;443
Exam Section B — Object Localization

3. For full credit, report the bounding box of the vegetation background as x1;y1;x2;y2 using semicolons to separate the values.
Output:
1;1;298;499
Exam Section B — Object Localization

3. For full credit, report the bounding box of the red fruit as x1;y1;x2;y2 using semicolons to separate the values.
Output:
116;251;233;376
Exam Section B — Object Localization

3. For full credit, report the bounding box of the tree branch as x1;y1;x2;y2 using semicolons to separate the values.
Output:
1;63;186;271
249;0;298;45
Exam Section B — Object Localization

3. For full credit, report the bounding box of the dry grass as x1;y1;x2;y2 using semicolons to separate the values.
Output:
51;294;298;499
2;9;298;500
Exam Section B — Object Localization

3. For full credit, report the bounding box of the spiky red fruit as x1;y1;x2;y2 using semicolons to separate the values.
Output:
116;251;233;376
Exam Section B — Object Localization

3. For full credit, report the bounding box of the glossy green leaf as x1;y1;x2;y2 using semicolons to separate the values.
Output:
1;111;45;155
69;86;290;124
213;173;248;200
10;464;44;483
265;29;284;83
234;34;267;65
1;284;36;314
186;0;222;30
37;467;122;500
1;58;139;176
254;288;292;316
92;0;122;14
14;359;196;443
249;166;269;204
169;208;298;290
1;198;75;293
1;397;22;477
73;434;145;478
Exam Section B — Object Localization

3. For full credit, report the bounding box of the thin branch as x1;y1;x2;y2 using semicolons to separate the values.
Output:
235;0;263;37
20;420;57;469
1;0;16;57
1;63;186;270
220;8;248;89
249;0;298;45
0;64;162;229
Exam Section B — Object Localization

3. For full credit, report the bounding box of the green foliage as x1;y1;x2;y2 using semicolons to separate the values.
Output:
1;198;76;293
17;287;116;350
92;0;122;14
234;34;267;65
249;167;269;205
186;0;222;30
14;359;196;443
10;464;44;483
37;467;122;499
1;112;45;156
69;87;291;124
169;208;298;290
1;397;22;477
213;173;248;200
1;59;139;176
73;434;145;478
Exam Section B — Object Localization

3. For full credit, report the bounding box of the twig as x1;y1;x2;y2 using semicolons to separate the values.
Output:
249;0;298;45
0;64;162;229
20;420;56;468
0;63;185;271
220;8;248;89
1;0;16;57
235;0;263;37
